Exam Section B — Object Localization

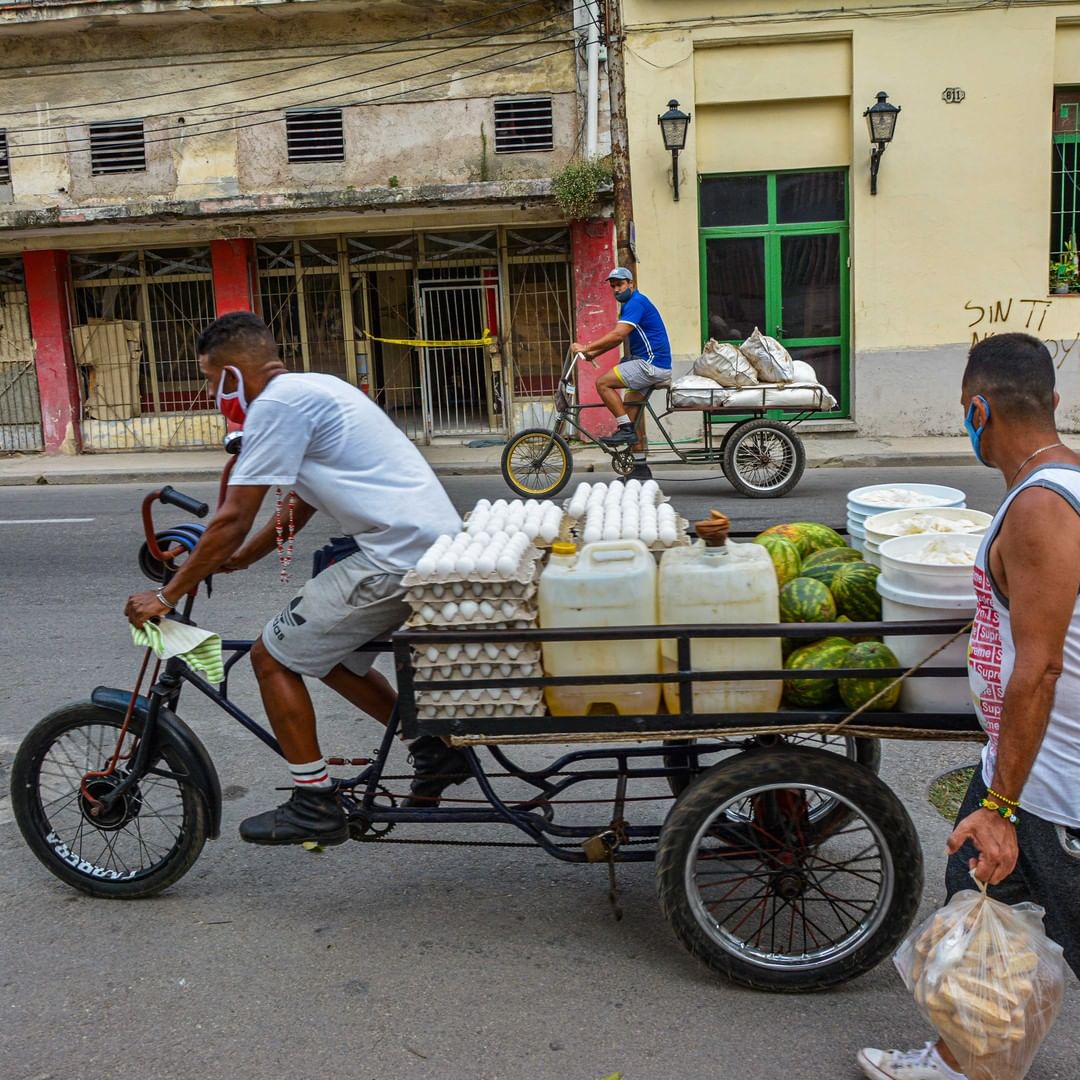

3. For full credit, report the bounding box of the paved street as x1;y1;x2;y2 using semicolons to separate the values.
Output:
1;465;1076;1080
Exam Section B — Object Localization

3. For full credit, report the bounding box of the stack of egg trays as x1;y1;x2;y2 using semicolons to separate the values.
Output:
560;483;691;553
461;506;571;549
402;548;545;719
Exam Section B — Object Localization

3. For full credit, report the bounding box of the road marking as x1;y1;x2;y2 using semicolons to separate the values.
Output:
0;517;95;524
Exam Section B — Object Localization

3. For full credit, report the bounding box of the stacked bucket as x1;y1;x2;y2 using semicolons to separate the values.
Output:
846;483;965;554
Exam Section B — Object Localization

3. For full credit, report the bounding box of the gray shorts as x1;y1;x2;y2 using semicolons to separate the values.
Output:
261;549;410;679
946;769;1080;978
614;357;671;392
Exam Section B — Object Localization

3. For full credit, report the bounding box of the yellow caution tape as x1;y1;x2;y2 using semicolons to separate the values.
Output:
357;327;494;348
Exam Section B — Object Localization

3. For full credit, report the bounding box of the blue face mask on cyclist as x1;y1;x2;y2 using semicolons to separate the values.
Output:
612;286;632;304
964;395;991;466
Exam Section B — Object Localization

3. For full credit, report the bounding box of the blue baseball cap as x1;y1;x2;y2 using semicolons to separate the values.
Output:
607;266;634;281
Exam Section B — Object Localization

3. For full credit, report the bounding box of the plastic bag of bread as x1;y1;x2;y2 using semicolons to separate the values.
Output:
740;327;794;383
692;339;758;387
894;876;1066;1080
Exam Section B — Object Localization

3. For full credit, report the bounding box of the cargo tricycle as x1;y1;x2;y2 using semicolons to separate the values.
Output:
10;486;982;993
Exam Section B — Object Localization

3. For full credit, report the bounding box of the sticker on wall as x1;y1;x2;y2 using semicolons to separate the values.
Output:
942;88;966;104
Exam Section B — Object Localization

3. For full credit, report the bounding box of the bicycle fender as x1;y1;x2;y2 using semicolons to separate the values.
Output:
90;686;223;839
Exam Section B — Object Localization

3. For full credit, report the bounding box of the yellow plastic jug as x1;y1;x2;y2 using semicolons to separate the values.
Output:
659;535;782;715
539;539;660;716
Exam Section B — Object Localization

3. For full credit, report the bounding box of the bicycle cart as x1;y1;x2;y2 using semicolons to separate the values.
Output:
502;353;830;500
10;484;987;994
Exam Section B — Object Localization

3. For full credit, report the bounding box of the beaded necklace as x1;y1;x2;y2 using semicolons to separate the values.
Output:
274;488;295;584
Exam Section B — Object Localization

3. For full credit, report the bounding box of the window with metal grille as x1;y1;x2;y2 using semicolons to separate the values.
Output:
1052;87;1080;292
0;130;10;185
494;97;554;154
89;119;146;175
286;108;345;163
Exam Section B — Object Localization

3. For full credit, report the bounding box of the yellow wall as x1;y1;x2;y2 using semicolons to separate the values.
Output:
623;2;1080;433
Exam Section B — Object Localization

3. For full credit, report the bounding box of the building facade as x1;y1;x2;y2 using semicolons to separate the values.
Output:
0;0;616;453
621;0;1080;437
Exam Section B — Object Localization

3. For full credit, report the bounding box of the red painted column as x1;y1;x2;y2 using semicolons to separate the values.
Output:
570;217;618;437
24;250;81;455
210;238;259;317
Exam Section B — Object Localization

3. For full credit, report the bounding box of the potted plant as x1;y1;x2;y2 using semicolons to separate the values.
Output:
1051;237;1080;293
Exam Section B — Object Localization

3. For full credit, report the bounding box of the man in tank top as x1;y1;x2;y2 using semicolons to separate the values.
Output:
858;333;1080;1080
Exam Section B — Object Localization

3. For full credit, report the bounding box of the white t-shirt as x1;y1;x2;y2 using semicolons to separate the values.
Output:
969;464;1080;828
229;373;461;573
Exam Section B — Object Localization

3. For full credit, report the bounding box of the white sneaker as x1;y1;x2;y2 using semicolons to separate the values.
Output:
857;1042;968;1080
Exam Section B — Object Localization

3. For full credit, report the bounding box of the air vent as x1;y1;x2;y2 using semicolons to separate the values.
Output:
0;130;9;185
89;119;146;175
286;108;345;163
494;97;554;154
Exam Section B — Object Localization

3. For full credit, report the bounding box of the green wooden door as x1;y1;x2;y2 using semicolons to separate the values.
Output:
698;169;849;417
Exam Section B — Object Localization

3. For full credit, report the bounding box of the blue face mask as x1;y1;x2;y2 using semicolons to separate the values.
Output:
964;396;991;466
613;287;632;304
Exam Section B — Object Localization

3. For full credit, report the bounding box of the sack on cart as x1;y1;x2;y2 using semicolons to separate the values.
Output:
894;877;1066;1080
692;339;758;387
740;327;795;383
670;374;733;410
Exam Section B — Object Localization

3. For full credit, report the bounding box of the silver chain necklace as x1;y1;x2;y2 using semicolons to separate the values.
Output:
1008;442;1065;487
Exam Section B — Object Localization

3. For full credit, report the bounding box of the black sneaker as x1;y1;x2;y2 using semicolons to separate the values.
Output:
403;736;472;808
600;426;637;446
239;788;349;846
628;463;652;480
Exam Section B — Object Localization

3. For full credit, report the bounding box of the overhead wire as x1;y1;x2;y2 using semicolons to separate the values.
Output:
3;33;583;162
0;2;587;143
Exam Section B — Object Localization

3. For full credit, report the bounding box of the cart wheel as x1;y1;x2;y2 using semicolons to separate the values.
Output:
500;428;573;499
656;747;921;992
611;450;635;477
664;734;881;798
722;419;806;498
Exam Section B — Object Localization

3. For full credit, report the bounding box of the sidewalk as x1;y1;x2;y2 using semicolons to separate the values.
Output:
3;433;1080;487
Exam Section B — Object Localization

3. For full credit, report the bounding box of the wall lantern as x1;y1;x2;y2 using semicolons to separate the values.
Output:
658;99;691;201
863;90;901;195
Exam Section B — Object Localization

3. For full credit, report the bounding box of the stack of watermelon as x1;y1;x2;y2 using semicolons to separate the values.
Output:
751;522;901;711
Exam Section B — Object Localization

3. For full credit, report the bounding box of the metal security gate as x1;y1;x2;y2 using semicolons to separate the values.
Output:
0;256;43;452
417;268;500;439
71;247;220;451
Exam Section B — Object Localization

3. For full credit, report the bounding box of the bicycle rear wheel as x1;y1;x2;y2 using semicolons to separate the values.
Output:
501;428;573;498
11;703;208;899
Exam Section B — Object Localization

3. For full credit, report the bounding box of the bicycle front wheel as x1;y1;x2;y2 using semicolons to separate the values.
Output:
11;703;209;899
500;428;573;499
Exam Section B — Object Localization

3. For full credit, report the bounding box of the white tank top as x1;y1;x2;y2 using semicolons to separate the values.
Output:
969;464;1080;828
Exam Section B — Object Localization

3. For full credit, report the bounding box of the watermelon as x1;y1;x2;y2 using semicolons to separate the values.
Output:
756;523;812;556
752;535;802;587
757;522;846;558
838;641;902;711
831;561;883;622
779;576;837;624
802;546;862;571
800;560;850;589
784;636;854;707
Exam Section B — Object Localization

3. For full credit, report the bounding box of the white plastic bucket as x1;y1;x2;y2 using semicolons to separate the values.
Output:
878;577;974;714
864;507;991;548
846;516;866;553
847;483;966;519
878;534;980;599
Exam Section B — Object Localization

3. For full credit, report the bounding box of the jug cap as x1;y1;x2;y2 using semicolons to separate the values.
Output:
695;510;730;548
550;541;577;557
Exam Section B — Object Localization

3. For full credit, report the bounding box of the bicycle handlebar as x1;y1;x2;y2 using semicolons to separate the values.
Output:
158;486;209;518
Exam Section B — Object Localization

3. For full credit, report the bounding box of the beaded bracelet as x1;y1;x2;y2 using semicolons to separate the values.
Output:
980;797;1019;825
987;786;1019;808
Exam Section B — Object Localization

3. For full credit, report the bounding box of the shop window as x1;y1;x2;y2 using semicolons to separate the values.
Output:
286;108;345;163
89;119;146;175
0;130;9;185
1052;87;1080;291
494;98;554;153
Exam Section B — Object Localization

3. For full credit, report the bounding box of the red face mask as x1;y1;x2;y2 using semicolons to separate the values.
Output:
215;365;249;425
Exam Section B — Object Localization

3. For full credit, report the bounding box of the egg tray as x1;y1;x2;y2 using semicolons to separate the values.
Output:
403;613;538;631
405;577;538;606
412;642;542;668
416;686;545;708
416;699;548;721
565;514;691;552
462;511;568;549
402;547;542;590
414;659;542;683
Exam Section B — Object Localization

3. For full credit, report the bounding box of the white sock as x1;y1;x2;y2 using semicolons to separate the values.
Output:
633;452;647;462
617;415;633;428
289;758;332;790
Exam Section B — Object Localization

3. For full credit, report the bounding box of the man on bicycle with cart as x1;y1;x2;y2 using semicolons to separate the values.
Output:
125;312;469;847
571;266;673;482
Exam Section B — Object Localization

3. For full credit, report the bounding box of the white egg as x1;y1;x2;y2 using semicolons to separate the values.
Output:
440;602;458;621
473;581;487;596
621;520;638;540
659;524;677;545
434;534;454;549
496;555;516;578
435;555;455;576
478;663;493;678
419;604;436;622
505;644;521;659
459;599;479;619
602;523;620;541
483;642;500;660
455;555;475;576
575;482;592;499
591;482;607;499
476;554;496;575
522;522;540;540
451;582;465;597
492;499;508;512
472;531;491;547
449;689;465;703
509;687;525;701
625;478;641;495
568;498;586;520
525;500;542;518
446;643;461;661
425;646;440;663
429;583;445;599
640;523;658;546
540;521;559;543
475;499;491;512
463;642;481;660
487;516;505;534
476;601;493;620
500;600;516;618
416;556;436;577
583;524;602;544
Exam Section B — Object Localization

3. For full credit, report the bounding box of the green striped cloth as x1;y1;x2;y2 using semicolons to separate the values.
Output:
131;618;224;684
